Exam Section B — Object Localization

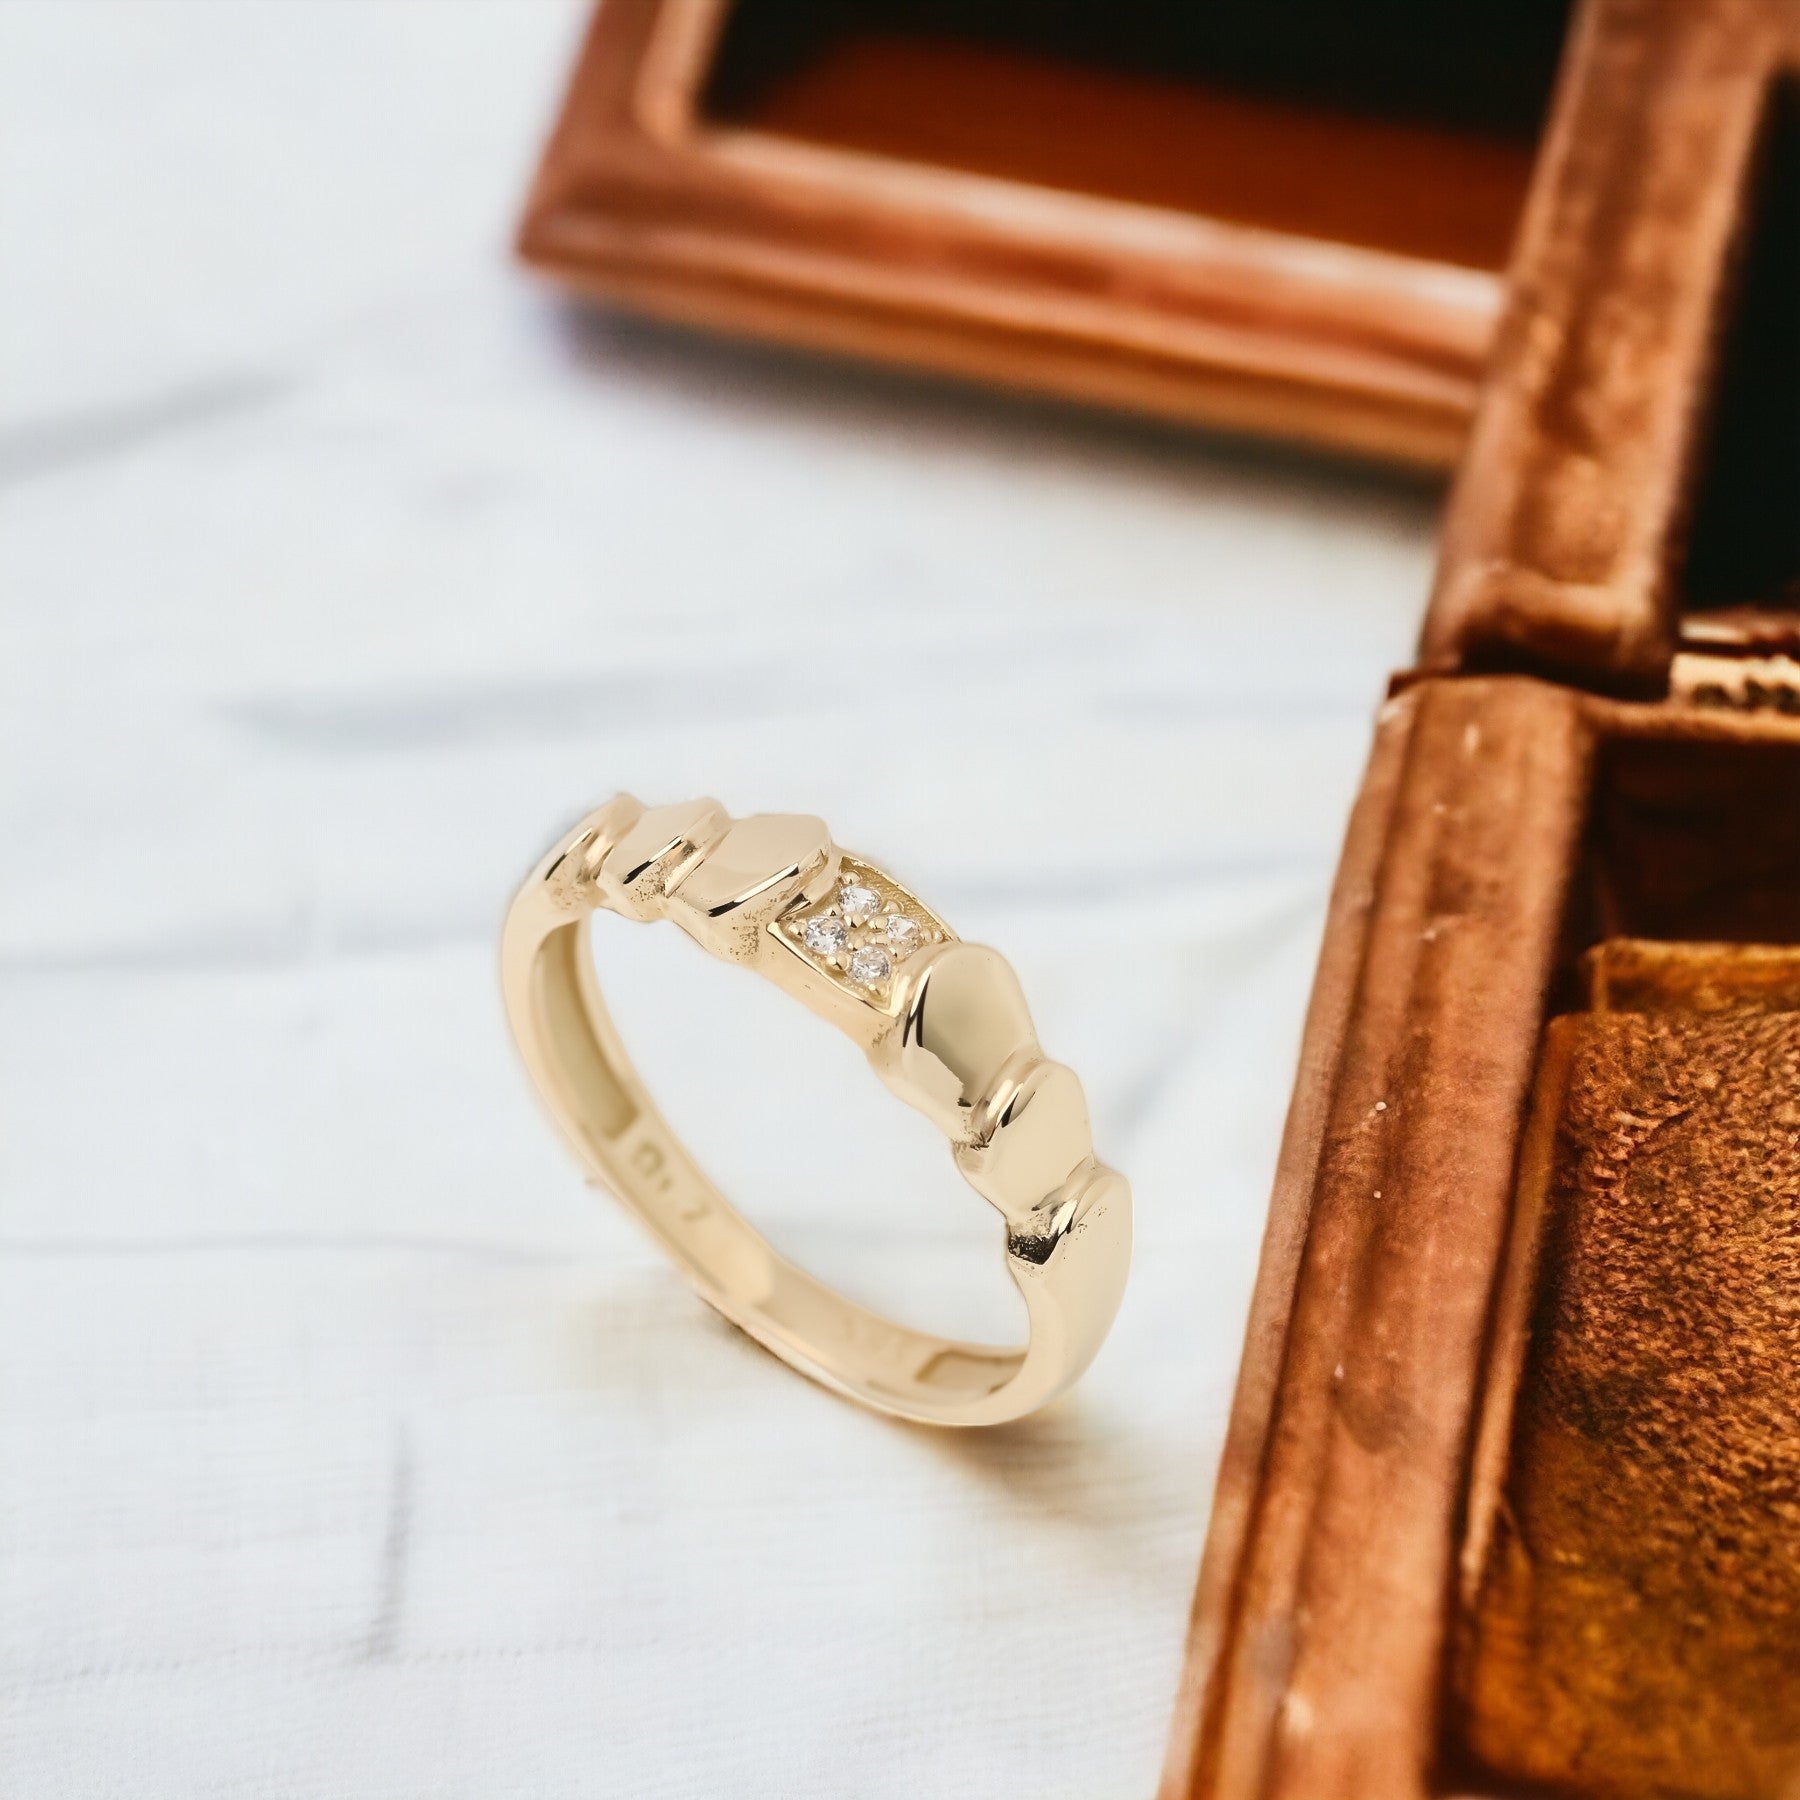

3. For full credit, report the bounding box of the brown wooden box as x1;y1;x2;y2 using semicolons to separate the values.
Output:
518;0;1577;468
1163;3;1800;1796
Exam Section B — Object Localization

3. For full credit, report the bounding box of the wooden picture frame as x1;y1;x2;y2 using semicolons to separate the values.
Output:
518;0;1572;468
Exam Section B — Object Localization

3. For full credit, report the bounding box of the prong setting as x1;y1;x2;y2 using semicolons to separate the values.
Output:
777;859;950;1003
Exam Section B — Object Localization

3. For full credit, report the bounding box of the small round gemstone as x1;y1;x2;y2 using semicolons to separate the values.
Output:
803;915;849;955
884;915;921;954
838;881;881;925
848;946;892;987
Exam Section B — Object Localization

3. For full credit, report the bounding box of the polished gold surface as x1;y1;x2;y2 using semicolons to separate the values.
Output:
502;795;1132;1426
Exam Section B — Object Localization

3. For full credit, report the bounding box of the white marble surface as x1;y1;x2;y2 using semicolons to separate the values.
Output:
0;4;1441;1795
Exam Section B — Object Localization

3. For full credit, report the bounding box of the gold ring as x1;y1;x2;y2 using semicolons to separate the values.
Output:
501;795;1132;1426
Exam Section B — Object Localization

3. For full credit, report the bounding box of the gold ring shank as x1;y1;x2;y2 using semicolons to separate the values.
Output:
501;796;1131;1427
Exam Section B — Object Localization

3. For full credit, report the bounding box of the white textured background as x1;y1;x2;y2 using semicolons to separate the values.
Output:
0;4;1441;1795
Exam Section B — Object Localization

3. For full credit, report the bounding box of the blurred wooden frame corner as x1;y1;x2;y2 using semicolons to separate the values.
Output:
515;0;1550;470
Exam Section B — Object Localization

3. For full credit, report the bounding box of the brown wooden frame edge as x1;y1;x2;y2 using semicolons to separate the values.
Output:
517;0;1508;469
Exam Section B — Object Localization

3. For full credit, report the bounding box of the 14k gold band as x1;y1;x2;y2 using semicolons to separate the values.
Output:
500;795;1131;1426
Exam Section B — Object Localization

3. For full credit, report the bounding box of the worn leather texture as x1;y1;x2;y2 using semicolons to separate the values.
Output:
1461;1005;1800;1799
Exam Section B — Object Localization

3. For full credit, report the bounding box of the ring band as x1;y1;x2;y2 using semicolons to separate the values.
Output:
501;795;1131;1426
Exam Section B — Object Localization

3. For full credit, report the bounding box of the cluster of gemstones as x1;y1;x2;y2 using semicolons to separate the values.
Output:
780;863;945;998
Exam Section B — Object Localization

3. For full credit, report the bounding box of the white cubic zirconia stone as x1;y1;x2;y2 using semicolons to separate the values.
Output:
838;881;881;925
803;915;849;955
884;915;921;953
848;946;892;987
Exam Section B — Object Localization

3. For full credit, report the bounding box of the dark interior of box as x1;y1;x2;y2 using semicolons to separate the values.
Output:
1537;731;1800;1021
701;0;1573;271
1586;736;1800;948
1684;79;1800;615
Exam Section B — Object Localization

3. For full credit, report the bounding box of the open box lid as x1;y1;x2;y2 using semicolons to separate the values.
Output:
1419;3;1800;696
519;0;1573;469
